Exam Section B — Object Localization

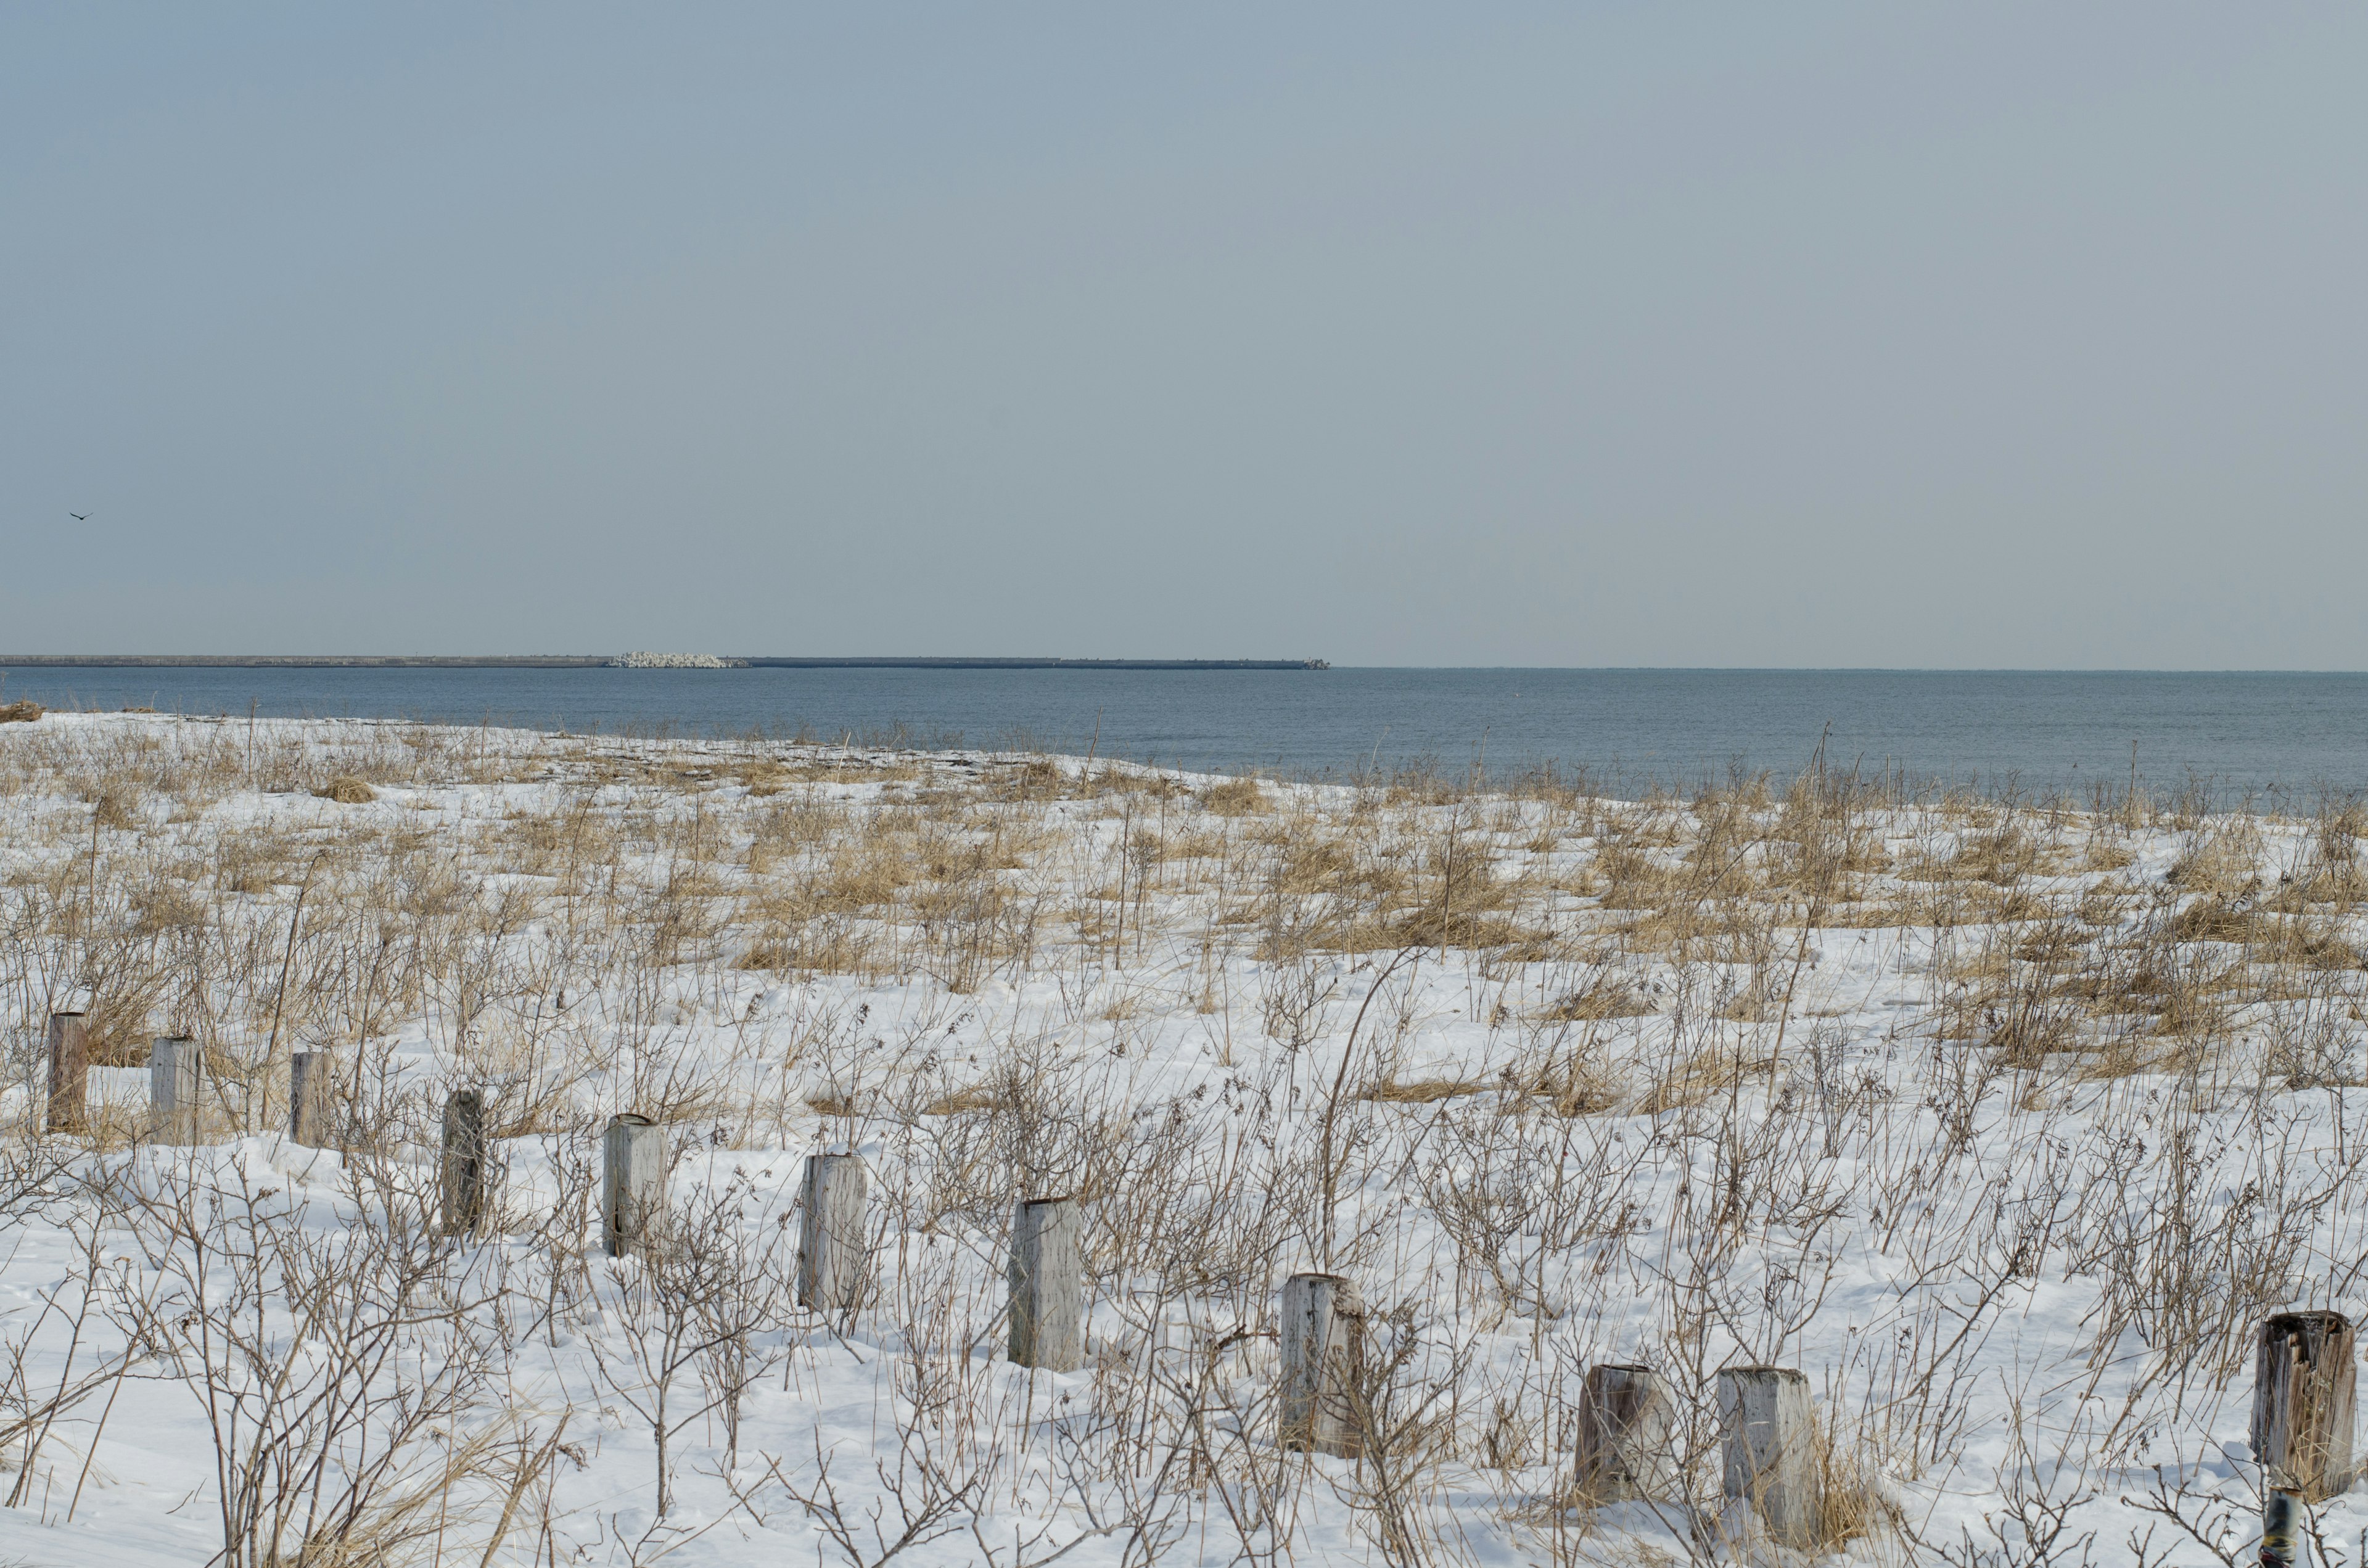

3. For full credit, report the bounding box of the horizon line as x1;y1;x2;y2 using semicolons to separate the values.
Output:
2;656;2366;676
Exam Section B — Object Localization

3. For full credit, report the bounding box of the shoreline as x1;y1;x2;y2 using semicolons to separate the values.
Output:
0;654;1330;671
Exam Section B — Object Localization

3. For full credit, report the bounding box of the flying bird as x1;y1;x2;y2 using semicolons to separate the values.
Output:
68;512;88;522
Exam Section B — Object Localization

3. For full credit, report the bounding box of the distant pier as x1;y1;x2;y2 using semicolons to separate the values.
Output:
0;654;1330;671
739;657;1329;671
0;655;612;668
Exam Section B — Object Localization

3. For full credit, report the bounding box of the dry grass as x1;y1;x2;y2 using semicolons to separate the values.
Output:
0;713;2359;1565
1362;1076;1497;1104
1199;776;1268;815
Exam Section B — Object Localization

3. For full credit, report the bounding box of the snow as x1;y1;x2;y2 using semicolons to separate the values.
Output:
0;711;2360;1566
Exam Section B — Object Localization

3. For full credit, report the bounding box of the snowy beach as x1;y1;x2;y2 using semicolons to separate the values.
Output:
0;711;2362;1566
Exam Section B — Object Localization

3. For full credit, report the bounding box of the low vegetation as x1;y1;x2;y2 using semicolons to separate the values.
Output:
0;710;2361;1565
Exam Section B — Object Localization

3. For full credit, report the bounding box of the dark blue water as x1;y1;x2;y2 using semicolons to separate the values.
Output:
6;666;2366;798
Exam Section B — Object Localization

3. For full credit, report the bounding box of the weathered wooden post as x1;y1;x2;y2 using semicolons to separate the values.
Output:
1007;1196;1083;1371
796;1153;868;1315
44;1012;89;1135
442;1088;488;1237
602;1114;668;1258
2261;1485;2304;1568
289;1049;333;1147
1280;1272;1365;1458
2253;1310;2356;1500
149;1036;203;1144
1719;1366;1821;1550
1577;1363;1676;1501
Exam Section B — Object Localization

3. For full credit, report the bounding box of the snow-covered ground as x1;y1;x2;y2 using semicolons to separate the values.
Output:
0;712;2362;1566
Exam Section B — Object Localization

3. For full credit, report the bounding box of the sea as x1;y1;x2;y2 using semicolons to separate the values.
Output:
6;665;2367;803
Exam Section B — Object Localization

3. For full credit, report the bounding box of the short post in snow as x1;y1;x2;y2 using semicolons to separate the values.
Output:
1279;1272;1365;1458
442;1088;489;1237
1719;1366;1822;1551
1006;1196;1083;1371
796;1153;868;1316
44;1012;89;1135
288;1050;333;1147
2260;1485;2305;1568
149;1036;203;1144
2253;1310;2356;1503
1577;1363;1676;1502
602;1114;668;1258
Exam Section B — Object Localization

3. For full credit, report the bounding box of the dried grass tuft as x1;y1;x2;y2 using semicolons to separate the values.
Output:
1360;1077;1495;1104
89;784;138;828
1201;777;1268;815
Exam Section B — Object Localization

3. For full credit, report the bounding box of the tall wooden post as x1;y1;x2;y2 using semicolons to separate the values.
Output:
602;1114;668;1258
289;1050;333;1147
442;1089;488;1237
1577;1363;1676;1501
44;1013;89;1135
1280;1272;1365;1458
1007;1196;1083;1371
149;1036;203;1144
2253;1310;2357;1501
796;1154;868;1315
1719;1366;1821;1550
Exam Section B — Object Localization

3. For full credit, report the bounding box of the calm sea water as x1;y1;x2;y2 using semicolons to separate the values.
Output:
6;666;2366;799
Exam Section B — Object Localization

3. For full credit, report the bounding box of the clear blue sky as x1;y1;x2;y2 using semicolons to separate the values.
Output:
4;6;2363;665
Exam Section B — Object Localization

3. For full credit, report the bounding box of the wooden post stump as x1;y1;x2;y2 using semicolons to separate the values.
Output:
602;1114;668;1258
289;1050;333;1147
2261;1485;2304;1568
45;1013;89;1135
2253;1310;2356;1501
149;1036;203;1144
1007;1196;1083;1371
442;1089;488;1237
1577;1363;1676;1501
796;1154;868;1315
1719;1366;1821;1551
1280;1272;1365;1458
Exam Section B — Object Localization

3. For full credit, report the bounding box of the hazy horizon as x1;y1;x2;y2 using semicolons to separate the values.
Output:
7;6;2364;668
10;656;2368;676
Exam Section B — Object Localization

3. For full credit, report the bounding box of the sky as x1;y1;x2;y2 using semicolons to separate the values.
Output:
4;5;2364;667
